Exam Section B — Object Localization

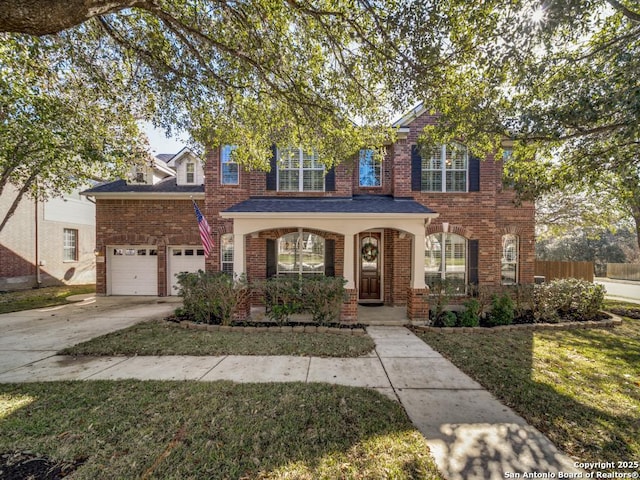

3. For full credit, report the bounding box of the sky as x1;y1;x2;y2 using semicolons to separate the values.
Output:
141;121;188;156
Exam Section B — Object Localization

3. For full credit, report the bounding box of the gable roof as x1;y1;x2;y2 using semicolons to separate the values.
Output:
166;147;201;167
155;153;175;162
392;103;427;128
81;177;204;199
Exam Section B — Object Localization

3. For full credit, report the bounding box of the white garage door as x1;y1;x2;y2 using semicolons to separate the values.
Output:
168;246;206;295
108;246;158;295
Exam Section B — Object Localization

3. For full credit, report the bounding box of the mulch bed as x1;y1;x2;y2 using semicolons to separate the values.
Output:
0;451;84;480
607;307;640;320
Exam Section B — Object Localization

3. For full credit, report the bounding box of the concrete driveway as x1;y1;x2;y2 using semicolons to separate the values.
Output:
0;296;178;375
596;277;640;304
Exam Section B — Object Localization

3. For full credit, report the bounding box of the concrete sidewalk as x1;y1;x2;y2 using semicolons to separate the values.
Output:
367;327;582;480
0;319;582;479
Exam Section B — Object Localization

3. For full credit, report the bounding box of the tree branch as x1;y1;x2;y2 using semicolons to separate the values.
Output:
606;0;640;23
0;172;37;234
0;0;156;35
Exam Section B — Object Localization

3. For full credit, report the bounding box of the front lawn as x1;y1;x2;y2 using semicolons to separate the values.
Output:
0;381;442;480
0;284;95;314
414;302;640;466
59;320;375;357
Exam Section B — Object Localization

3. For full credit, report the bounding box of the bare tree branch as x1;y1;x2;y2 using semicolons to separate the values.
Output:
0;172;36;234
606;0;640;23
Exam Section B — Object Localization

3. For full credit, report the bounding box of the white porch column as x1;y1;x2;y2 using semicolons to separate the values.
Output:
411;229;426;289
232;230;246;277
343;232;356;289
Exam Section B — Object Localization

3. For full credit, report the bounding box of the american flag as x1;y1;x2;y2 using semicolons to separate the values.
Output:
193;200;214;257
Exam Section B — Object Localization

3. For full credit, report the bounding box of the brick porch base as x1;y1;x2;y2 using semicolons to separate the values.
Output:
407;287;430;321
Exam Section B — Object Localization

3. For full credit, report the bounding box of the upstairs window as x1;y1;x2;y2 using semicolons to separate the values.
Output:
185;162;195;184
221;145;239;185
501;234;519;285
421;142;468;192
277;147;324;192
359;149;381;187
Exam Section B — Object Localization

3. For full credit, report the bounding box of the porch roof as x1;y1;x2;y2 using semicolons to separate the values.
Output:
223;195;436;215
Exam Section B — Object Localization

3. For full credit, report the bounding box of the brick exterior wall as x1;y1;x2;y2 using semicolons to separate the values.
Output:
94;199;202;295
93;110;535;322
392;112;535;286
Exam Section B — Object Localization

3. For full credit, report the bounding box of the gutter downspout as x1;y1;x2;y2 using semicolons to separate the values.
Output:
34;189;41;287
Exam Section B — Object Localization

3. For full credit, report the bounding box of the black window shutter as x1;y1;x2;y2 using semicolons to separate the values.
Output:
468;239;479;285
469;156;480;192
325;167;336;191
266;145;278;191
411;145;422;191
324;239;335;277
266;239;277;277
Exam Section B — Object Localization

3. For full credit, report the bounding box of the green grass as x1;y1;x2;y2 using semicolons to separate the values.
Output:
414;303;640;467
0;284;95;314
0;381;442;480
60;320;376;357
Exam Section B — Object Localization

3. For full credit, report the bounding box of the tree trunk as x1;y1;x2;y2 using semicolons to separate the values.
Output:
0;0;152;35
0;174;37;234
633;212;640;254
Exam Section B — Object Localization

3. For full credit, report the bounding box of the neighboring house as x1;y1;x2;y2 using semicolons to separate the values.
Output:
0;184;97;291
83;108;535;321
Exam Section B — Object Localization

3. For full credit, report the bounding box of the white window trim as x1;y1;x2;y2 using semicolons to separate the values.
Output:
276;147;325;192
277;228;325;275
221;233;234;274
425;232;468;293
221;145;239;185
501;234;519;285
358;149;382;188
185;162;195;184
422;143;469;192
63;228;78;262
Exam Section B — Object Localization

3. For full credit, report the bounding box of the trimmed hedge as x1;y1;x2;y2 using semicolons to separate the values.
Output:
255;276;347;326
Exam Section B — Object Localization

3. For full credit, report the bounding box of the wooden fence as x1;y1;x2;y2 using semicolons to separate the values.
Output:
607;263;640;281
534;260;594;282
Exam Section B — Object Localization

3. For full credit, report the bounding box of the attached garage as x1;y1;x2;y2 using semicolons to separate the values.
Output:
167;246;206;295
108;246;158;295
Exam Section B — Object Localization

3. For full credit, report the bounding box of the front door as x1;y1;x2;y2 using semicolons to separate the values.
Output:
359;232;382;301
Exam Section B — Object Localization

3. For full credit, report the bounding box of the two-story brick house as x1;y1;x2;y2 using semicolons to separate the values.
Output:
84;107;535;321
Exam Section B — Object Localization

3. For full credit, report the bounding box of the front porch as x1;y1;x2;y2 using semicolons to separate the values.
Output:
221;195;439;323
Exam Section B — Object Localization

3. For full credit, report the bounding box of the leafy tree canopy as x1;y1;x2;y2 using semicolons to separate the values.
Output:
0;34;148;231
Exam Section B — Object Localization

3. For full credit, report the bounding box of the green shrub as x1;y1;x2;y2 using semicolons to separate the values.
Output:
486;293;514;327
254;276;303;325
433;310;458;327
255;276;347;325
441;310;458;327
176;271;248;325
429;278;455;324
533;279;605;323
301;276;348;325
460;298;481;327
